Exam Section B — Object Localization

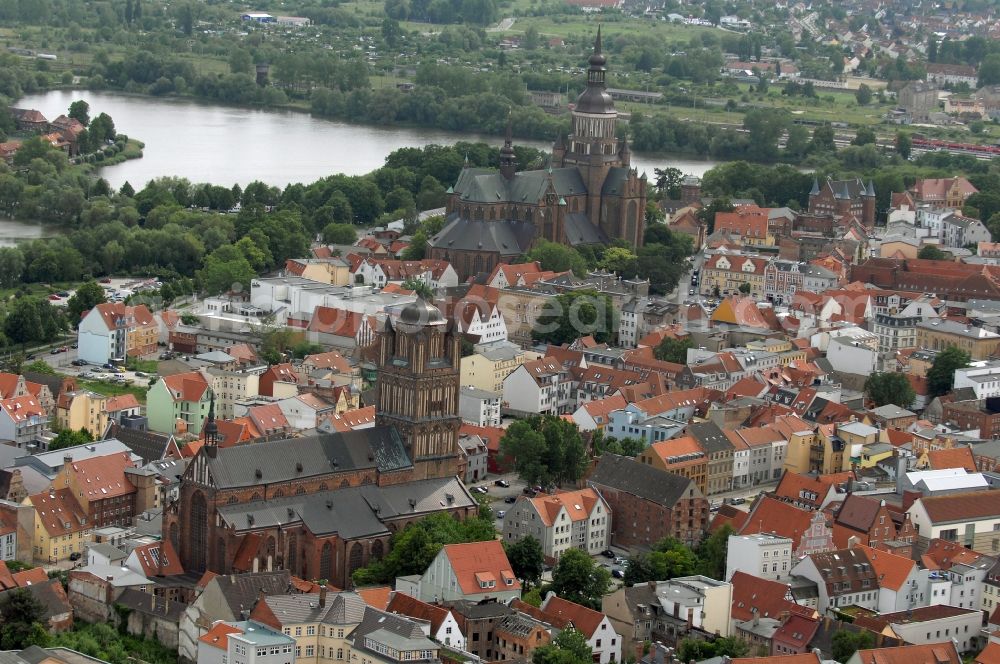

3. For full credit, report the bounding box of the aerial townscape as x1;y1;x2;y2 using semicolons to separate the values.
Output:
5;1;1000;664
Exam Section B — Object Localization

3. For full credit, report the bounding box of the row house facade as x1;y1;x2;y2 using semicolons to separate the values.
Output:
700;254;767;300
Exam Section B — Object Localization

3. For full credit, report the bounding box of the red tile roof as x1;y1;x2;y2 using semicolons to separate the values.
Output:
737;496;815;549
442;540;520;596
70;451;136;501
917;490;1000;524
105;394;141;413
303;351;351;373
130;539;185;577
529;489;602;527
857;544;914;591
161;371;210;403
357;586;392;610
29;488;89;537
324;405;376;432
730;571;811;623
199;622;242;651
732;656;820;664
578;394;626;427
308;307;375;338
926;447;977;473
539;595;606;638
714;206;771;240
772;472;836;509
386;592;450;633
0;394;45;423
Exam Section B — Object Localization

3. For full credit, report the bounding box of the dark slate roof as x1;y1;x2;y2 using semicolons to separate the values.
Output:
448;599;514;620
22;372;66;398
115;588;186;621
588;453;697;507
451;167;587;204
687;421;733;454
430;215;535;257
105;424;172;464
600;167;631;195
348;606;435;651
0;580;72;625
218;476;474;538
262;592;367;627
211;570;297;619
825;178;867;200
564;213;609;246
14;647;51;664
204;426;411;489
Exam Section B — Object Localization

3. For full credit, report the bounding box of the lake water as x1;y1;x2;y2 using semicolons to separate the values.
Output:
0;219;61;247
18;90;721;190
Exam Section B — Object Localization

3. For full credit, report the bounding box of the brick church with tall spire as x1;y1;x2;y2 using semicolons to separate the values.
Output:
429;27;647;281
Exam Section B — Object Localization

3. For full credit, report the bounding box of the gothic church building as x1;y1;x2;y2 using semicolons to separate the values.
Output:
429;28;647;281
163;299;471;589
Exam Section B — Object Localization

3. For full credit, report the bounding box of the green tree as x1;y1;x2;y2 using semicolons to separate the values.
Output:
197;244;255;295
695;524;733;579
599;247;638;275
864;372;916;408
401;229;428;260
831;630;874;663
499;416;589;486
927;346;972;397
918;245;948;260
4;298;66;345
852;126;877;146
401;278;434;300
523;26;541;50
854;83;872;106
0;588;48;649
896;131;912;160
68;99;90;125
623;537;698;586
67;281;107;327
549;549;611;610
228;49;253;75
979;54;1000;87
533;629;593;664
505;536;545;587
527;240;588;276
352;512;495;585
677;637;748;662
809;124;837;154
654;337;693;364
534;290;616;346
49;428;94;451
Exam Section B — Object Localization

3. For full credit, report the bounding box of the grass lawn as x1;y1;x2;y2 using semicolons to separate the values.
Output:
125;357;159;373
77;378;149;404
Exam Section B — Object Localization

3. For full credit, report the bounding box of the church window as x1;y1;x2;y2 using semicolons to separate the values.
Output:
320;542;333;581
189;491;208;572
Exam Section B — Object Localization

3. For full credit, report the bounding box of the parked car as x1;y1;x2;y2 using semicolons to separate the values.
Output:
99;278;112;284
49;348;60;355
47;294;61;301
522;486;536;495
504;496;516;504
494;479;510;488
612;569;625;579
71;359;87;366
496;511;506;519
80;372;93;379
602;549;616;559
69;552;81;561
57;291;69;297
614;556;627;565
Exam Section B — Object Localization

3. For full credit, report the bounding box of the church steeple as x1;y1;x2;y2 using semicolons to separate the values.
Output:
203;391;219;456
499;111;516;180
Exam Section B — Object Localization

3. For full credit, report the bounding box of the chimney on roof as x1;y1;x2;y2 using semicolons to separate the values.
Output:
320;584;328;608
257;588;266;606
